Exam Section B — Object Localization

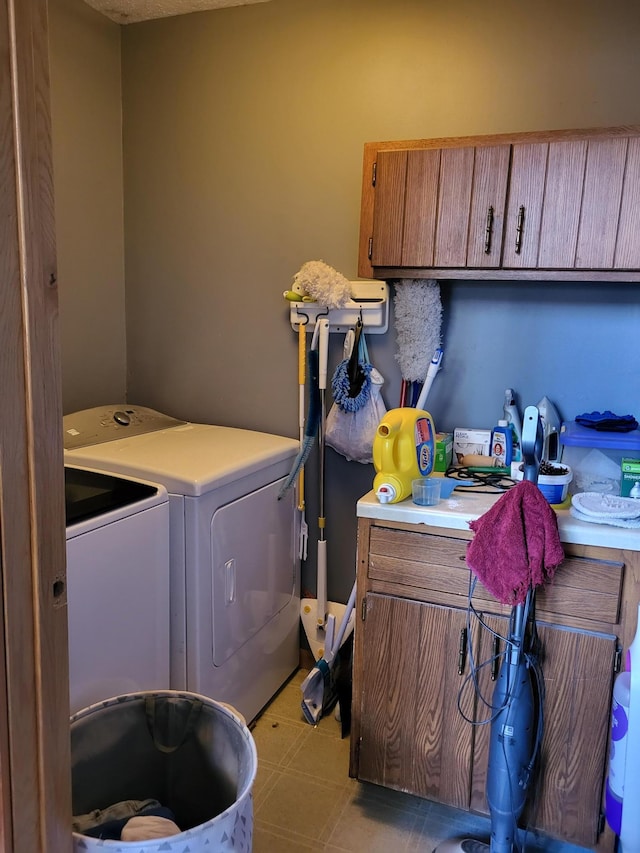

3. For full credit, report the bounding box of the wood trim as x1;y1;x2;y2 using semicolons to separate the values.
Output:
1;0;71;849
368;266;640;282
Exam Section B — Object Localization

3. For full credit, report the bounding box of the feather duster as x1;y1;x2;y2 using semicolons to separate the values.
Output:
394;279;442;382
292;261;351;309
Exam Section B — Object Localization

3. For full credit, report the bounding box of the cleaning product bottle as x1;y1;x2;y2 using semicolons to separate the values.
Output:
372;408;436;503
503;388;523;463
606;668;630;836
491;419;513;467
619;604;640;853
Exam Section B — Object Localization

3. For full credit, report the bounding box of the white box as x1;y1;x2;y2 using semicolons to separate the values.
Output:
453;428;492;465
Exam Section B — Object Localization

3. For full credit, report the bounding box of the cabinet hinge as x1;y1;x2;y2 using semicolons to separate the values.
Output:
614;646;623;673
372;161;377;187
361;597;367;622
598;811;606;837
367;237;373;260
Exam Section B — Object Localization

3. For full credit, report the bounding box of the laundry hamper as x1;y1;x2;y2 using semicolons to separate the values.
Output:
71;691;256;852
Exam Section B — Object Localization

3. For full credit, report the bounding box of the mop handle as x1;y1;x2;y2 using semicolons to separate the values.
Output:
317;318;329;393
330;581;357;657
297;321;306;511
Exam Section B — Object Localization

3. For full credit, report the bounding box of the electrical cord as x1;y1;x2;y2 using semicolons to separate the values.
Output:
445;465;517;493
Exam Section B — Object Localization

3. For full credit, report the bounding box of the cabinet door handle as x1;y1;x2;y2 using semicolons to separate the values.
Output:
515;205;525;255
491;636;500;680
484;205;494;254
458;628;468;675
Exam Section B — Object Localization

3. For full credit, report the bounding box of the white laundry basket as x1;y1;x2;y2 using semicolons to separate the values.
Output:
71;691;256;852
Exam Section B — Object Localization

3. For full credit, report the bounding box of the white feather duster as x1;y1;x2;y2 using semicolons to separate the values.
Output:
394;279;442;382
292;260;352;309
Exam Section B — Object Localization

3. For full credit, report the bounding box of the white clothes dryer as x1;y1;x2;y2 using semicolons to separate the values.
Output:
63;405;301;723
65;464;171;714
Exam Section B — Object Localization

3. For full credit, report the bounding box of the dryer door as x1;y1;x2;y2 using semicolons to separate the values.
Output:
209;479;297;666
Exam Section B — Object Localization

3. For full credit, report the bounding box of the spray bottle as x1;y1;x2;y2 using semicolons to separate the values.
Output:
373;408;436;503
606;604;640;851
503;389;523;463
620;605;640;852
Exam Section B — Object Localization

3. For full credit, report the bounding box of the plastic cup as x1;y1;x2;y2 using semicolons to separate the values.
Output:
412;477;441;506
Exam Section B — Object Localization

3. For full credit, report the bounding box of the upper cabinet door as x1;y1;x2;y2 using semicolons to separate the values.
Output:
433;147;475;267
538;140;588;268
502;142;548;268
370;149;407;267
465;145;511;268
402;148;441;266
615;137;640;269
575;137;628;268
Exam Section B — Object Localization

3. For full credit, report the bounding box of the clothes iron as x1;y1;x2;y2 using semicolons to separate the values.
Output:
537;396;562;463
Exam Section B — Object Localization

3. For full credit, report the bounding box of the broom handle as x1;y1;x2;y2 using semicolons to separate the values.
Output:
297;321;306;511
316;318;330;627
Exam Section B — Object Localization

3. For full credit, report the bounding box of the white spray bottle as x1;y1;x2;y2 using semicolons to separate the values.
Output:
503;389;523;463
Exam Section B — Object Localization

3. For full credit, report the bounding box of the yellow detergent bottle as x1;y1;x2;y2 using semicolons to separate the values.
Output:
373;408;436;503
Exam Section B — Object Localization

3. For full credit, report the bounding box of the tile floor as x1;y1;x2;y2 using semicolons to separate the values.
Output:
250;669;590;853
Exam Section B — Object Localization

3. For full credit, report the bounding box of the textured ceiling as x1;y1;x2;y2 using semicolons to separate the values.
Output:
82;0;272;24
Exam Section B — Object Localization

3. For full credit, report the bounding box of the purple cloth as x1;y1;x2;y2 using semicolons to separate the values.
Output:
466;480;564;606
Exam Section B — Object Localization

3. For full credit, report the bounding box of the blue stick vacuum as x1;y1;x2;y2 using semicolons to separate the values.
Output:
434;405;545;853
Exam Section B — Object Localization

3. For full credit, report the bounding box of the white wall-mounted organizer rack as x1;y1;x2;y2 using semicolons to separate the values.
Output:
289;281;389;334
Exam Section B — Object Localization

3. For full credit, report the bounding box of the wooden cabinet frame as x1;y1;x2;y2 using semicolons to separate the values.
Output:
350;517;640;851
358;125;640;281
1;0;71;849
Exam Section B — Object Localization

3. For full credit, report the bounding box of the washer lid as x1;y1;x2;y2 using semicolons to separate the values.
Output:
65;423;298;496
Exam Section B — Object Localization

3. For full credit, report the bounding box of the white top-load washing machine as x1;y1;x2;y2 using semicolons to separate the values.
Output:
63;405;301;723
65;464;171;714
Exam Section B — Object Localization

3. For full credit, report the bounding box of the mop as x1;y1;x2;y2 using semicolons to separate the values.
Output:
394;279;442;407
296;320;308;561
279;261;353;499
300;580;357;725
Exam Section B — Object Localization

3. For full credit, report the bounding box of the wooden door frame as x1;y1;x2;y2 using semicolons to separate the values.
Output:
1;0;71;849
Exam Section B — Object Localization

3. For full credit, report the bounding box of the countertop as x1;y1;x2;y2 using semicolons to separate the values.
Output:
357;487;640;551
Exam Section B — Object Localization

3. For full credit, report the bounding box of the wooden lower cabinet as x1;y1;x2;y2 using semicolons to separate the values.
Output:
349;518;639;851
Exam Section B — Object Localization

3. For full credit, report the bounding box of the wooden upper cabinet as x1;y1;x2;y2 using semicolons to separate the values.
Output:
370;144;510;269
358;126;640;280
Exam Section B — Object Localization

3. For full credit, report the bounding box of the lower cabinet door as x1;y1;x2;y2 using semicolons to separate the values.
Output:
357;594;477;809
470;615;615;849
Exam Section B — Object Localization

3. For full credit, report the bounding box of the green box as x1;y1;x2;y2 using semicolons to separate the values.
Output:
434;432;453;473
620;457;640;496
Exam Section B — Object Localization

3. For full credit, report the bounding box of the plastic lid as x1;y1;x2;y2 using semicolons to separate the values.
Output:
560;420;640;450
497;419;508;427
375;484;396;503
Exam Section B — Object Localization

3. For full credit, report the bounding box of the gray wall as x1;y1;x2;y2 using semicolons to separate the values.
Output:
50;0;640;604
49;0;126;413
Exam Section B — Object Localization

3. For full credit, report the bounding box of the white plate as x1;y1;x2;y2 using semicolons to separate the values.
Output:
571;492;640;519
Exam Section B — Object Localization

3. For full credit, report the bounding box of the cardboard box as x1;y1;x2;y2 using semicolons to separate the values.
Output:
453;428;492;465
621;457;640;497
434;432;453;472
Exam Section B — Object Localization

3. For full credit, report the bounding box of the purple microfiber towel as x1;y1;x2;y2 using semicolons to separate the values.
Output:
466;480;564;606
